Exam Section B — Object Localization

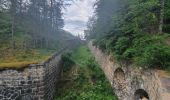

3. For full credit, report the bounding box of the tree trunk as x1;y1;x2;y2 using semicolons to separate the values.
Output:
11;13;15;50
50;0;54;29
159;0;165;34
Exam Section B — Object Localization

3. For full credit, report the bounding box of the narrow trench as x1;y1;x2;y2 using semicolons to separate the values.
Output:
55;46;118;100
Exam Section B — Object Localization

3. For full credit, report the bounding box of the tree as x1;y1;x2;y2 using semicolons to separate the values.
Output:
10;0;17;49
159;0;165;33
0;0;72;52
163;0;170;33
87;0;166;40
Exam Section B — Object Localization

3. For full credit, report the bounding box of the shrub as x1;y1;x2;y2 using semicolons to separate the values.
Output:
95;33;170;70
113;37;131;60
61;52;75;72
98;39;107;52
123;48;137;60
134;44;170;69
114;37;130;55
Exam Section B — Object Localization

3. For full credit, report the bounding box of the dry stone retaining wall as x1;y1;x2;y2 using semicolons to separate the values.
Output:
88;41;170;100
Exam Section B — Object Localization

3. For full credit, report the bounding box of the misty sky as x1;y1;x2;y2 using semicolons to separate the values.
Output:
63;0;96;36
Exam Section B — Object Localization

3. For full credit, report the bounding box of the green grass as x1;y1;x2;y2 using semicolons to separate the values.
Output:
55;45;118;100
72;46;92;67
0;48;56;69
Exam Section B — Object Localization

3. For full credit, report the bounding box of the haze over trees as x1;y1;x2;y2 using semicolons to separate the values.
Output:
0;0;170;69
0;0;75;64
85;0;170;70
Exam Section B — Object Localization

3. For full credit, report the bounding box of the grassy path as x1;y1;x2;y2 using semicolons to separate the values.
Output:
55;45;118;100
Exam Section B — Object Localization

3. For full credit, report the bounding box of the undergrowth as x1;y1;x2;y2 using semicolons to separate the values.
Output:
55;45;118;100
94;33;170;70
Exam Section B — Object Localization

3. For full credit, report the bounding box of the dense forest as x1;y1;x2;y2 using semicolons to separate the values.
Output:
85;0;170;70
0;0;75;65
0;0;170;69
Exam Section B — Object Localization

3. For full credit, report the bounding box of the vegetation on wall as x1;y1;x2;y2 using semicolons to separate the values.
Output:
86;0;170;70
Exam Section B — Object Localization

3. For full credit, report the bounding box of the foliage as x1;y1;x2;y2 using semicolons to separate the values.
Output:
61;52;75;72
164;0;170;33
55;46;118;100
92;33;170;69
87;0;170;70
134;44;170;68
131;34;170;68
0;0;76;67
114;37;130;57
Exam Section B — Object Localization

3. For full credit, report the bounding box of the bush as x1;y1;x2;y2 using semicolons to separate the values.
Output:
114;37;130;55
61;52;75;72
134;44;170;69
98;39;107;52
122;48;137;60
95;33;170;70
113;37;131;60
120;34;170;69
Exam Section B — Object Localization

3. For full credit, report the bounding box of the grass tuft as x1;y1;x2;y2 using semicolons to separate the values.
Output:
0;49;55;69
0;61;38;70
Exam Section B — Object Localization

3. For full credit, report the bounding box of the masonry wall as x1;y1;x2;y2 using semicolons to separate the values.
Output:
43;50;63;100
88;41;170;100
0;49;64;100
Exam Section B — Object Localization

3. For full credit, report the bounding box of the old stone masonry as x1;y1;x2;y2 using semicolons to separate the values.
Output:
0;48;64;100
88;41;170;100
0;40;80;100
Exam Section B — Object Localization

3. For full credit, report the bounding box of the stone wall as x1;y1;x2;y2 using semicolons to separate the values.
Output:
88;41;170;100
0;48;65;100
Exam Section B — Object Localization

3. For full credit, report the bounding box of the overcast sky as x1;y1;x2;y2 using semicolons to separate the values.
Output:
63;0;96;36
